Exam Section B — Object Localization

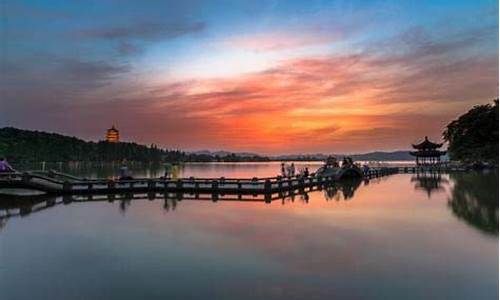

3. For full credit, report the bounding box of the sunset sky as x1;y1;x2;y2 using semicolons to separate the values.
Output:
1;0;498;154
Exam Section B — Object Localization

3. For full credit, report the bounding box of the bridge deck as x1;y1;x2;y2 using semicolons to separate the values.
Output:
0;167;400;196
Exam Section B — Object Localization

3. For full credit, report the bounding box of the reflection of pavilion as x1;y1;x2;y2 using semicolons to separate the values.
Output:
411;172;448;198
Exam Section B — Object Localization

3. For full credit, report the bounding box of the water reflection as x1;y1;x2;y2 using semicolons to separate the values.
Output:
1;171;497;300
2;172;498;237
447;171;499;235
0;179;363;229
15;161;325;179
411;171;448;198
323;178;362;201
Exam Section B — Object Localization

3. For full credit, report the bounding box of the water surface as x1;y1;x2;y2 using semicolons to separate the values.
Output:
0;163;497;300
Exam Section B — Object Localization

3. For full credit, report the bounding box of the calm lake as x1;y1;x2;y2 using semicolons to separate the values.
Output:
0;162;498;300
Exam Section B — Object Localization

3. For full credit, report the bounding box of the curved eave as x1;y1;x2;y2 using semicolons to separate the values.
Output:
411;142;444;149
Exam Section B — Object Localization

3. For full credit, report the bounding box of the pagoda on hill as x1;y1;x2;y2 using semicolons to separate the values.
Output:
410;136;446;166
106;125;120;143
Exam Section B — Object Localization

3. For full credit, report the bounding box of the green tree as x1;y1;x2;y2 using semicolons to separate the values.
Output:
443;100;498;164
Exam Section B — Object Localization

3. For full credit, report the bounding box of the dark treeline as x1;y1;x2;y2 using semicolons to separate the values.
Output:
0;127;269;163
443;99;498;165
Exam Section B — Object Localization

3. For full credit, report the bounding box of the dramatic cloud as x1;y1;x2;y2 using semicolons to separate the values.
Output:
1;1;498;154
61;60;129;84
77;21;206;41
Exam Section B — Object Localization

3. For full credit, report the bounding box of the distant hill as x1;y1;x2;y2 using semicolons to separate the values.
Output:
273;151;415;161
191;150;261;157
193;150;416;161
350;151;414;161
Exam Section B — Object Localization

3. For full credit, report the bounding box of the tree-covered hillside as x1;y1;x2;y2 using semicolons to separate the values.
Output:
0;127;269;163
0;127;166;162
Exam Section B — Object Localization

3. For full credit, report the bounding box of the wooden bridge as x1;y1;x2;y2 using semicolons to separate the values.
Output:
0;167;399;198
0;177;368;228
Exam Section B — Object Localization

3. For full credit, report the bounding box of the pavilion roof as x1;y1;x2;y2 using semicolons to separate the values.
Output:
412;136;443;149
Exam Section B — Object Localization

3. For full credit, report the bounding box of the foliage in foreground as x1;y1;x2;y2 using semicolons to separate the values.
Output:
443;100;498;164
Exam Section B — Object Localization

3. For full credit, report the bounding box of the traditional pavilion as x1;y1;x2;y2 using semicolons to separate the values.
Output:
106;125;120;143
409;136;446;166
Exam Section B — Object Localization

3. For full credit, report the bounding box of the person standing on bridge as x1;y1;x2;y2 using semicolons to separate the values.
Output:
162;162;173;179
362;164;370;174
0;157;15;173
118;160;133;180
281;162;287;177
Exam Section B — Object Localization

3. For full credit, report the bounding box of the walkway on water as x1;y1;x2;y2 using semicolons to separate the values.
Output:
0;167;404;198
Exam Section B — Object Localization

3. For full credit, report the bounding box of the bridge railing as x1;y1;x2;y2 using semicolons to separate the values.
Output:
1;167;399;194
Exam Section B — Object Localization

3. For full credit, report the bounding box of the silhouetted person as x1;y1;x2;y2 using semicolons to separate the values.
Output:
0;157;15;173
119;165;133;180
162;163;172;179
281;162;286;176
290;163;296;176
303;167;309;177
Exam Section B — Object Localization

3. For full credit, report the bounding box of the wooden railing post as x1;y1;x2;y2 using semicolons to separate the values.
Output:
211;180;219;200
107;179;115;191
299;176;305;190
63;181;71;193
265;193;271;203
22;172;31;183
264;179;272;194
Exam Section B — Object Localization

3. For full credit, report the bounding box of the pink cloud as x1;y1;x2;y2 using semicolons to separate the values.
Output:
63;46;496;154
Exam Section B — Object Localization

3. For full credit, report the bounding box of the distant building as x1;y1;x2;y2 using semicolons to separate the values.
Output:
106;125;120;143
409;136;446;165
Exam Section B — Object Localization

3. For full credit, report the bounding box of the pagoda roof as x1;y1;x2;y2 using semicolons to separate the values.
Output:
412;136;443;149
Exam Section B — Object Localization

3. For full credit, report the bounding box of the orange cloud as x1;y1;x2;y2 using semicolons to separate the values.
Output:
73;38;497;154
